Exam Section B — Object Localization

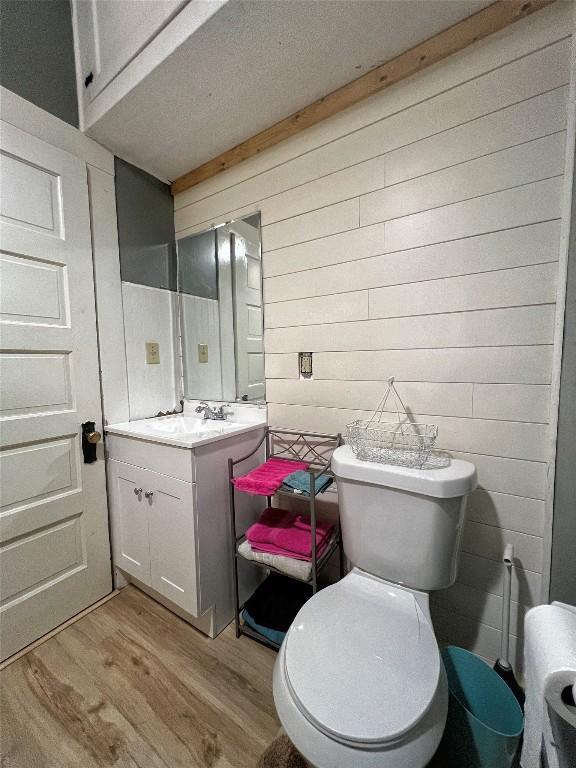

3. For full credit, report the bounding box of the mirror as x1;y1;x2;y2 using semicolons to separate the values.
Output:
177;213;264;403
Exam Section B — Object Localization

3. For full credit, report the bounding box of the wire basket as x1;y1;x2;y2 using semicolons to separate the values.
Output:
346;377;438;468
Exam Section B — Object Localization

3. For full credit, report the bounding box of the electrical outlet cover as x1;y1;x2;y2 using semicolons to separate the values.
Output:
146;342;160;364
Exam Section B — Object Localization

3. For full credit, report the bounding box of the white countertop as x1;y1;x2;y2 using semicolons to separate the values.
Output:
106;403;267;449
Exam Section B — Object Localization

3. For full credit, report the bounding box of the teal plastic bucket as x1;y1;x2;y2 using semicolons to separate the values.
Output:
434;646;524;768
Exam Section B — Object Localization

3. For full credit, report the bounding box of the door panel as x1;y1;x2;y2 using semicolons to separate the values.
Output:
108;461;151;583
148;472;197;616
0;122;112;661
232;223;265;401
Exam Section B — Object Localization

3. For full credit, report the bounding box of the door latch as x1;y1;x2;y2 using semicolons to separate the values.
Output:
81;421;101;463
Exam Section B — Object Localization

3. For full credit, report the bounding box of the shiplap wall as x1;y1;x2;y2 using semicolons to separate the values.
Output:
174;3;573;668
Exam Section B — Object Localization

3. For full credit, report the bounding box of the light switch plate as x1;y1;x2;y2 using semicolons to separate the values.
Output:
198;343;209;363
146;342;160;364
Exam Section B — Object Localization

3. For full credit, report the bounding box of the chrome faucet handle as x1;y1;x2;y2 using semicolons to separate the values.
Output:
195;402;209;413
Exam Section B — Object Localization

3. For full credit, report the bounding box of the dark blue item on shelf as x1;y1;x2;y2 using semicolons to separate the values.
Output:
242;609;286;645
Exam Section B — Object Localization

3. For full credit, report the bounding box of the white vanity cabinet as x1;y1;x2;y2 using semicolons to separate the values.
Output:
107;460;198;615
105;412;266;637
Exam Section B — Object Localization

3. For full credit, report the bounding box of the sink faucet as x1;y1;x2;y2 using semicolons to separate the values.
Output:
195;402;228;420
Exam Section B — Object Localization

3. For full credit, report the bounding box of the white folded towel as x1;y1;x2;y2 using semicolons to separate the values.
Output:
238;538;331;581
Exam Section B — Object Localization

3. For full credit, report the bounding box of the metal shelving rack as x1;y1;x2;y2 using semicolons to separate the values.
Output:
228;427;343;650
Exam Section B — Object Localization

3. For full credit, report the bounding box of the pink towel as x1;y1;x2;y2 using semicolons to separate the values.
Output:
247;507;334;560
233;458;308;496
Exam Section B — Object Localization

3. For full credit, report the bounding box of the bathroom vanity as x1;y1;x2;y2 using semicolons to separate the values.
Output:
105;403;267;637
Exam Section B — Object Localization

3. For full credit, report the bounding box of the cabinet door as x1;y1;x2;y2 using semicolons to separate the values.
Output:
108;460;151;583
147;473;198;616
74;0;187;102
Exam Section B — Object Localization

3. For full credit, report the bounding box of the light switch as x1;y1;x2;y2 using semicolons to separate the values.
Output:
198;343;209;363
146;342;160;364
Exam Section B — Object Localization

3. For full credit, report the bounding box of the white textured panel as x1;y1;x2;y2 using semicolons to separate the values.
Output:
466;489;545;537
452;452;547;500
266;379;473;418
386;86;568;185
462;520;543;572
181;292;222;402
262;199;358;251
248;353;265;385
265;305;555;353
246;257;261;291
265;221;561;302
432;604;521;668
265;291;368;328
0;152;61;236
267;404;550;461
122;282;177;419
311;346;553;385
458;551;542;606
369;263;557;319
0;517;84;604
385;177;562;252
0;353;71;415
265;353;299;380
361;132;565;226
261;157;384;225
247;305;262;336
433;582;529;635
473;383;550;423
0;253;66;325
263;223;385;278
0;439;77;510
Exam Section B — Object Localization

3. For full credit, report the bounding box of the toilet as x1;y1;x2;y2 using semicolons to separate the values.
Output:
273;445;477;768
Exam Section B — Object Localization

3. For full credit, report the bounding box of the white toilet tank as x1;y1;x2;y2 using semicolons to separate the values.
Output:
332;446;477;591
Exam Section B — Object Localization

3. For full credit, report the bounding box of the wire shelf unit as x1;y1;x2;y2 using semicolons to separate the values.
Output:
228;427;343;651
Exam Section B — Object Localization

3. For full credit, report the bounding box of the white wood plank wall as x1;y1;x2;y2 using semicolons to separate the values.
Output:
175;4;574;669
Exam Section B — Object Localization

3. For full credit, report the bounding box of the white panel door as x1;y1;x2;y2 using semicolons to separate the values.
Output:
231;222;265;401
0;122;112;661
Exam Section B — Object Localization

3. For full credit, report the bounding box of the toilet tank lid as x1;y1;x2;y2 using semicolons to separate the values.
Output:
332;445;477;498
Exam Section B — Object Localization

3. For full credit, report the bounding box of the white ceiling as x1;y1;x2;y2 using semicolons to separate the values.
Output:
88;0;492;182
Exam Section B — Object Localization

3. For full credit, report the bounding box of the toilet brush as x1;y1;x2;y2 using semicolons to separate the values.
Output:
493;543;525;708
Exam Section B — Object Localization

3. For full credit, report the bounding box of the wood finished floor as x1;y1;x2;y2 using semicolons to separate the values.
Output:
0;586;280;768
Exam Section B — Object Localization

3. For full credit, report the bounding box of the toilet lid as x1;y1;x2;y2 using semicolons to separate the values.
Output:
283;571;441;746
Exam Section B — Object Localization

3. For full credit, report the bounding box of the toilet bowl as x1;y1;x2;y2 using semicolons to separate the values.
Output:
274;570;448;768
273;445;477;768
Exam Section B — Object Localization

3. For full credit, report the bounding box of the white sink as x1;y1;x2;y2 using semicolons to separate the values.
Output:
147;416;234;436
106;409;266;448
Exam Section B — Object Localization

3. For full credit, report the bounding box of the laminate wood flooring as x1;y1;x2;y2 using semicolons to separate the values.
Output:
0;586;280;768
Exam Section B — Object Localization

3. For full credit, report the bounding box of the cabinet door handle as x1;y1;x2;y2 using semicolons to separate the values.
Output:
134;487;142;495
144;491;154;499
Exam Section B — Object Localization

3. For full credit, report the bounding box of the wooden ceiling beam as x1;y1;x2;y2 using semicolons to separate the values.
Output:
171;0;557;196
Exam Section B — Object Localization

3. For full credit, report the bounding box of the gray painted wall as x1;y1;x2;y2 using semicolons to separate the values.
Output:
178;229;218;299
115;157;177;291
0;0;78;127
551;169;576;605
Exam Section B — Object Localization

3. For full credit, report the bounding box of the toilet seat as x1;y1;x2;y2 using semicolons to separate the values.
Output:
283;570;441;748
